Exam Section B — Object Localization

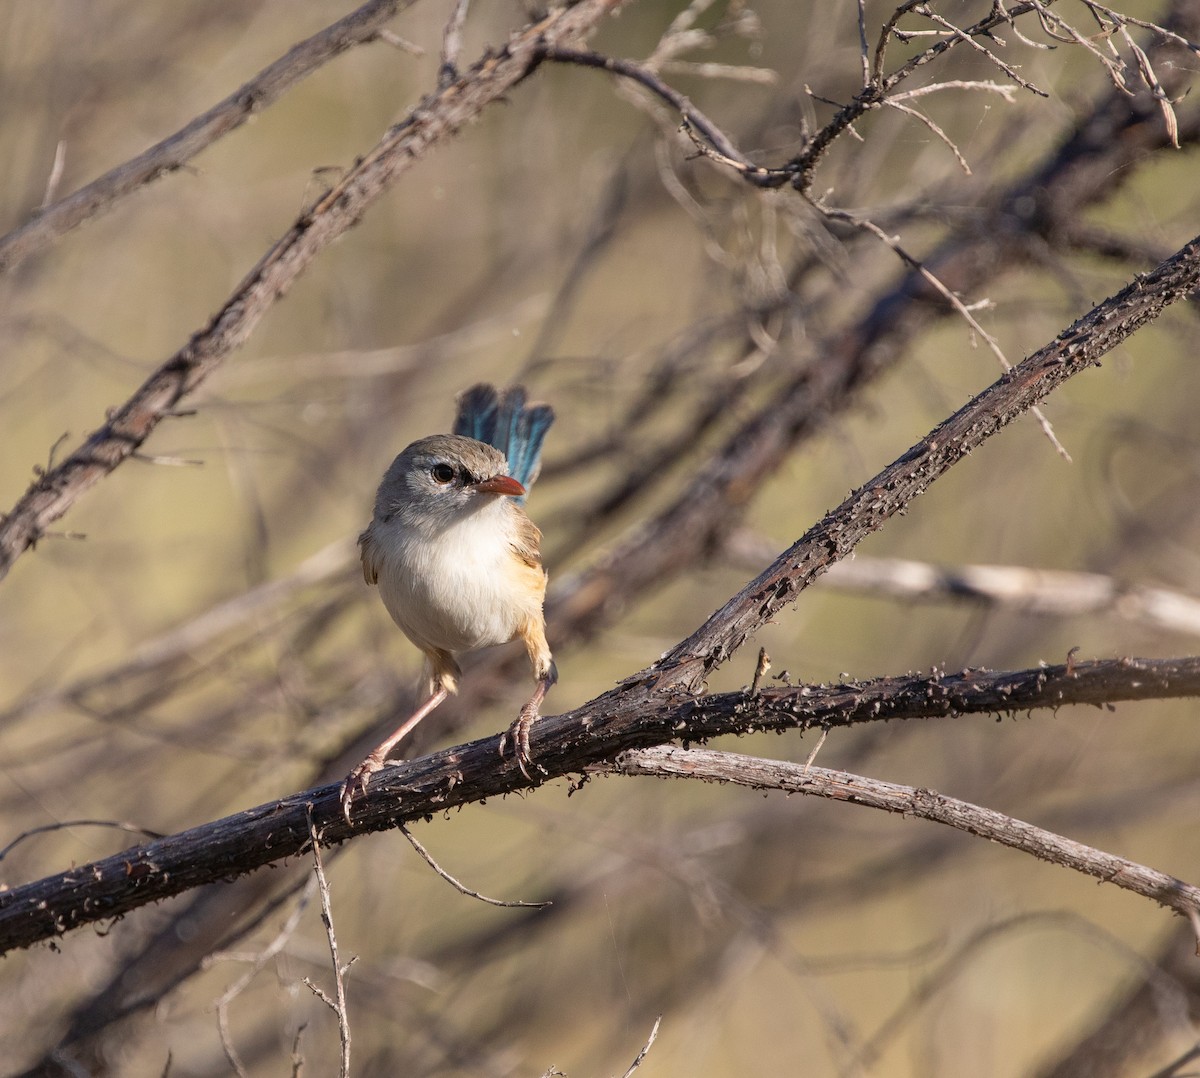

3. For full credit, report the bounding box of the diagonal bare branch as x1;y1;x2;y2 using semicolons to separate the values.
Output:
651;233;1200;693
0;0;624;585
0;0;417;276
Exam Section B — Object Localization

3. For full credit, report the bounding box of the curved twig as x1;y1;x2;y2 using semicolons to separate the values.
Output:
606;746;1200;923
399;825;551;909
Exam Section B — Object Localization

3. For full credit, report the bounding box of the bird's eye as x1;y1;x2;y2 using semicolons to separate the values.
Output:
431;463;456;485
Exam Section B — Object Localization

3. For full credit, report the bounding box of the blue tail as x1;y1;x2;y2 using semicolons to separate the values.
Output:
454;384;554;498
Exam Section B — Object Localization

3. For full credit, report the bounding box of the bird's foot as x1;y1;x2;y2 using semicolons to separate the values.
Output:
499;703;546;781
340;753;386;823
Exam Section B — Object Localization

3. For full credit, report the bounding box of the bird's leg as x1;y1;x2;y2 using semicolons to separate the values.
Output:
340;686;449;821
500;664;557;780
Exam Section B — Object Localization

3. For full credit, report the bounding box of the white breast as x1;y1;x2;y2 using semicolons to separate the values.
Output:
371;500;538;656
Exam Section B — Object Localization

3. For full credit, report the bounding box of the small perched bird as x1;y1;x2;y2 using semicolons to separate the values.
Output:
341;384;557;818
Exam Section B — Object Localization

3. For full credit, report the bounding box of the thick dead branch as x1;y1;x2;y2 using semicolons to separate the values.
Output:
3;654;1200;954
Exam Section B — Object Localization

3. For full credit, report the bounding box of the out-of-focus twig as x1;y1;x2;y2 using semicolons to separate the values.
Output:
0;0;418;276
399;824;551;909
721;540;1200;638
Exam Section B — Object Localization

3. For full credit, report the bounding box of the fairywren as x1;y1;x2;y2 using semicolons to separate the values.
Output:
341;384;556;818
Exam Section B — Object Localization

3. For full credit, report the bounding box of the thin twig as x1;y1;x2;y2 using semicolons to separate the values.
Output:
541;47;770;177
657;59;777;83
857;0;871;88
645;0;724;69
210;873;319;1078
801;728;828;773
216;1004;250;1078
915;4;1049;96
883;99;973;173
439;0;471;85
400;824;551;909
793;0;1052;193
808;203;1072;461
130;452;205;467
1122;25;1180;147
888;79;1019;103
291;1024;307;1078
0;818;165;863
749;647;771;694
1027;0;1129;86
873;0;927;84
995;0;1058;49
306;808;351;1078
1083;1;1200;52
40;141;67;209
620;1015;663;1078
373;28;423;55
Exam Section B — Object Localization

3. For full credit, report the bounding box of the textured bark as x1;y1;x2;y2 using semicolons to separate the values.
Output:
4;654;1200;955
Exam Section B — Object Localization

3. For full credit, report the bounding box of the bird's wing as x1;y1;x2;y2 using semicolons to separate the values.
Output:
508;507;544;571
358;526;380;585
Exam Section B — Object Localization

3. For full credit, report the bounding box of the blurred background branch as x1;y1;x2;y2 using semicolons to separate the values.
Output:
0;0;419;276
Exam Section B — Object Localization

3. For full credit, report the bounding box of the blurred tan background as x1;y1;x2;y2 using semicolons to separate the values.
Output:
2;1;1200;1075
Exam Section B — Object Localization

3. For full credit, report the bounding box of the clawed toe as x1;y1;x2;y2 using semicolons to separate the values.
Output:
340;755;384;822
499;705;545;780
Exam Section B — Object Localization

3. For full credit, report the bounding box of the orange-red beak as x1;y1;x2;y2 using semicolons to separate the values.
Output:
472;474;525;497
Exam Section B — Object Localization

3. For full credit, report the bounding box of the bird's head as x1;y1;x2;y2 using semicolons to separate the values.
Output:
375;434;525;531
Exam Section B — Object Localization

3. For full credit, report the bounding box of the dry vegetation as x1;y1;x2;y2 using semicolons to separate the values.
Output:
2;1;1200;1075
